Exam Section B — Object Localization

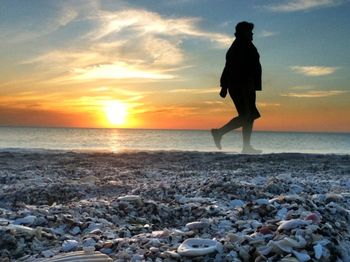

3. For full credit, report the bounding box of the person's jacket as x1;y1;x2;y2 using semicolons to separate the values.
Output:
220;38;262;91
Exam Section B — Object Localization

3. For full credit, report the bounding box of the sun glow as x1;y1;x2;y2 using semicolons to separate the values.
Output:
104;101;127;126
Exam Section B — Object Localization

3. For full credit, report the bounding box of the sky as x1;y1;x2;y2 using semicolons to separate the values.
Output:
1;0;350;132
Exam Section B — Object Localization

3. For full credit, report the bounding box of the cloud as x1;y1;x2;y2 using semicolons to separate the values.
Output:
257;102;281;107
289;85;315;90
259;30;279;38
265;0;344;12
20;6;231;83
291;66;338;76
281;90;347;97
167;88;218;94
72;63;175;80
88;9;231;47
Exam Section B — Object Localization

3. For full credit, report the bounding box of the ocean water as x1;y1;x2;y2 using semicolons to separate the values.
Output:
0;127;349;154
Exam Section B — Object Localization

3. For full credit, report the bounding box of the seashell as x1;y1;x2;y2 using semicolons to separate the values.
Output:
117;195;141;202
251;220;262;229
305;213;321;224
258;226;273;235
39;251;112;261
266;236;306;254
14;215;37;225
280;257;299;262
177;238;222;257
277;219;311;231
292;250;311;262
83;246;95;255
164;251;181;259
151;230;170;238
150;247;159;253
238;245;250;261
276;207;288;220
325;193;344;202
313;243;322;259
257;245;272;256
177;196;212;204
186;221;209;230
62;239;79;252
7;224;42;238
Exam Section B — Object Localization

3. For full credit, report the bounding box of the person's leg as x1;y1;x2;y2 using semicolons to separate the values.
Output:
220;116;243;135
212;89;245;150
212;116;243;149
242;120;253;148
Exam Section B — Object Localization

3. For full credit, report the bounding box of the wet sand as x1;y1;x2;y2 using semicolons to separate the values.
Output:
0;151;349;261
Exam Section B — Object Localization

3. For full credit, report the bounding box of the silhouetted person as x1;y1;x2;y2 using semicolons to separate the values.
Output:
211;21;262;154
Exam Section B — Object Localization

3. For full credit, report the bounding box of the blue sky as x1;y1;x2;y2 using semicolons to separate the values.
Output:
0;0;349;131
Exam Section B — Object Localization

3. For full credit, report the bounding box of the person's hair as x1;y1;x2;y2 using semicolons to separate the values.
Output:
235;21;254;38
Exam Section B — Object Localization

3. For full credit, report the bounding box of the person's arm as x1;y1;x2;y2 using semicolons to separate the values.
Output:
219;66;228;98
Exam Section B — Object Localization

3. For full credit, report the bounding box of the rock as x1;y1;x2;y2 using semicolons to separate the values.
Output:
62;239;79;252
99;248;113;254
177;238;222;257
41;249;55;258
131;254;144;261
82;238;96;247
229;199;245;208
255;199;269;205
313;243;322;259
70;226;81;236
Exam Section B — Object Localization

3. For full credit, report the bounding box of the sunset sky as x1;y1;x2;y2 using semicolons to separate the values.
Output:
1;0;349;132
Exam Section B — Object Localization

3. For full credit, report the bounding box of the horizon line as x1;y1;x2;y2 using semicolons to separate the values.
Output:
0;125;349;135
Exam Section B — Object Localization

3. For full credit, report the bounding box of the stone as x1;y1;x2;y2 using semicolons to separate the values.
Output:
41;249;55;258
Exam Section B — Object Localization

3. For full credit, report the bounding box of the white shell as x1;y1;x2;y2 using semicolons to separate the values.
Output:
39;251;112;261
177;238;222;257
117;195;141;202
186;221;209;230
277;219;311;231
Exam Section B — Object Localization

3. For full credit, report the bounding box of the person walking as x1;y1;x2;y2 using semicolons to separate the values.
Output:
211;21;262;154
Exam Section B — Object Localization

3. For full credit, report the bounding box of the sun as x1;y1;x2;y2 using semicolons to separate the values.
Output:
104;101;127;126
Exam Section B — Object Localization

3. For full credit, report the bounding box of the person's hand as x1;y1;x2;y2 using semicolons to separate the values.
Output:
219;87;227;98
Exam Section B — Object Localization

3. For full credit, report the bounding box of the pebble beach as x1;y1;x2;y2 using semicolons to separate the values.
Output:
0;150;349;261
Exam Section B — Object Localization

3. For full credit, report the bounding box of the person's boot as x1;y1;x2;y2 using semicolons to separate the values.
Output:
211;129;222;150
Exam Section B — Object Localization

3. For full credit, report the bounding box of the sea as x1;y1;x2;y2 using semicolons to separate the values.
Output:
0;127;349;154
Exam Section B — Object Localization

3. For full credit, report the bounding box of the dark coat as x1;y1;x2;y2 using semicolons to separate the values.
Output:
220;39;262;91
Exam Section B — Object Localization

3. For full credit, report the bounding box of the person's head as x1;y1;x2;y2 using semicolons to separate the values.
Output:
235;21;254;41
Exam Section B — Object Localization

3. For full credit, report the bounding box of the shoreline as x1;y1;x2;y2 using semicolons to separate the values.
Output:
0;151;349;261
0;147;349;156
